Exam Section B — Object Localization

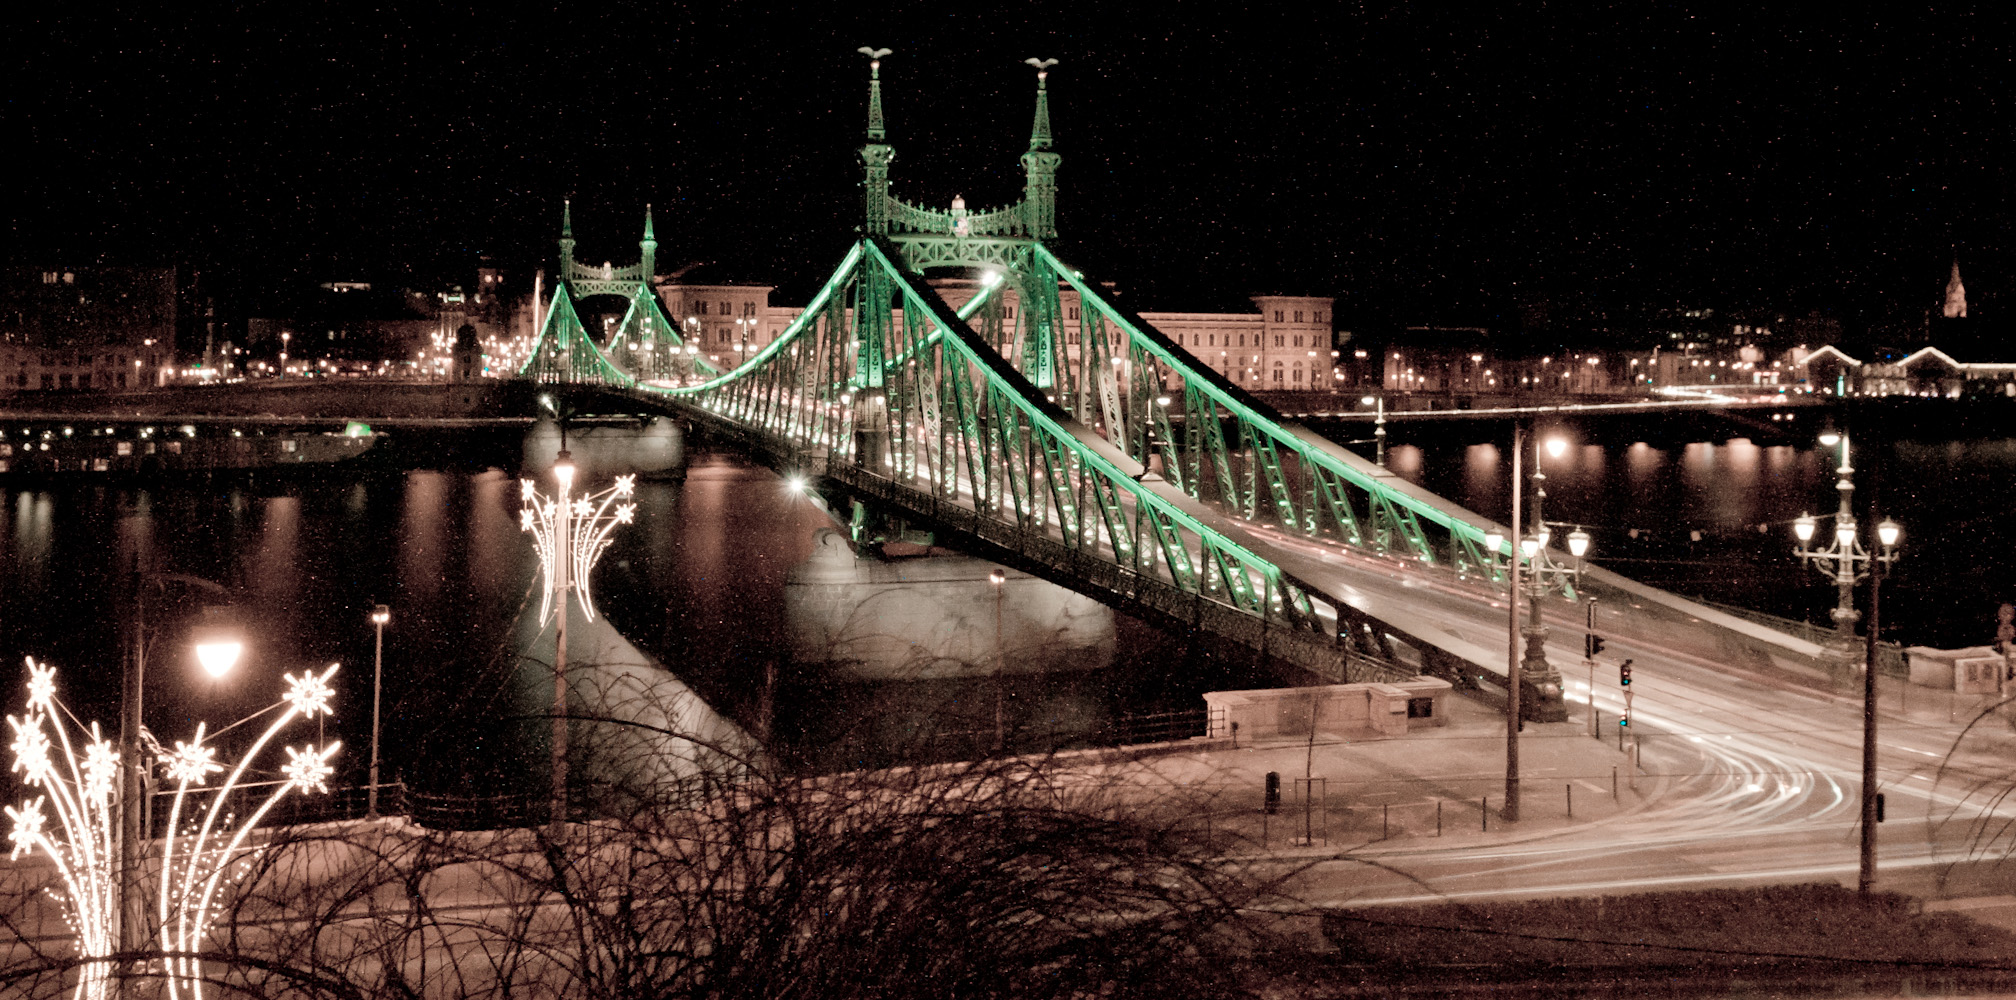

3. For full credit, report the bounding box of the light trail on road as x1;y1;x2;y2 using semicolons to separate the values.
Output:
1229;521;2016;907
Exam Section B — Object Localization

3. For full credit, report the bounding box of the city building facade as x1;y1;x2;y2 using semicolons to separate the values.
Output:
0;266;177;391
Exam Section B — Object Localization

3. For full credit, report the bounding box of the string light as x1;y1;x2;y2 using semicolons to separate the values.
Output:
5;657;342;1000
521;471;636;624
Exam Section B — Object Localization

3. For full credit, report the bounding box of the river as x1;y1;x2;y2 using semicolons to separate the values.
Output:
0;417;2006;794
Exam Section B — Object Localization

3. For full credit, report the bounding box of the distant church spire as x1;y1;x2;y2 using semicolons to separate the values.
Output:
1944;256;1968;319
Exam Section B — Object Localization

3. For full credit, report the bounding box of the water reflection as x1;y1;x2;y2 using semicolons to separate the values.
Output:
1402;427;2016;646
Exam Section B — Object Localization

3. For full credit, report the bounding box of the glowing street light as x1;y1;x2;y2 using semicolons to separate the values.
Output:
368;604;390;818
1788;428;1902;895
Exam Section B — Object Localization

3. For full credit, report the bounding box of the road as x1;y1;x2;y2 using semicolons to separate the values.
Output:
1231;522;2016;908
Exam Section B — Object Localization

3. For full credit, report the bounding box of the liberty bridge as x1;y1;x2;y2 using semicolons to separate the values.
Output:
513;52;1836;724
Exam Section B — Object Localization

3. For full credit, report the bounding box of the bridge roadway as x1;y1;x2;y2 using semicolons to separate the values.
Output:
1255;542;2016;911
578;378;1831;711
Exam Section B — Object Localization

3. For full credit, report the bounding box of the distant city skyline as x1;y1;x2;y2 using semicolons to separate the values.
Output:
10;6;2010;338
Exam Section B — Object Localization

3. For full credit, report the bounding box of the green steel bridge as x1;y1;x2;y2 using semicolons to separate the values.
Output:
514;53;1828;715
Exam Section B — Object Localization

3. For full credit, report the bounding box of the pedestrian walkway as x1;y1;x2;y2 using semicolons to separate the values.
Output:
1106;693;1658;853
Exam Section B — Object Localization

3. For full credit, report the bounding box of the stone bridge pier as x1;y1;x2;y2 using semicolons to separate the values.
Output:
524;416;685;481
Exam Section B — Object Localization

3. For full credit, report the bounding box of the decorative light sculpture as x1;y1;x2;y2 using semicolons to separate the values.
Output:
520;466;636;625
6;657;341;1000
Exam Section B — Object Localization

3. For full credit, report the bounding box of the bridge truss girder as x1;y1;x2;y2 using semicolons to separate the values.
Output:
580;238;1448;684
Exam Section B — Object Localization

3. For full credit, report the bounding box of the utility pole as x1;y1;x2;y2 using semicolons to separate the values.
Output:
1505;421;1525;823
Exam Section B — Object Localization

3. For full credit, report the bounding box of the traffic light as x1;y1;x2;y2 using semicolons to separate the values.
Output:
1619;715;1629;727
1619;659;1633;686
1586;633;1607;658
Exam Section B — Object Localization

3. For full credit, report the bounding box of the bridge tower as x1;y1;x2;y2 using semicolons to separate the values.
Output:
518;202;709;385
855;51;1078;399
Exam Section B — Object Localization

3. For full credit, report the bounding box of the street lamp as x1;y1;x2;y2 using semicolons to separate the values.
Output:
989;568;1007;753
122;574;244;993
1360;395;1387;467
1519;434;1576;697
1790;429;1901;894
368;604;390;818
1503;427;1578;822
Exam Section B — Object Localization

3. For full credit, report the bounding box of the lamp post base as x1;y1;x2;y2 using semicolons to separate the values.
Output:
1518;624;1570;723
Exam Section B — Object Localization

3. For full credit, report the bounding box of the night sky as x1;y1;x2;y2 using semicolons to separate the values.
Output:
9;5;2012;336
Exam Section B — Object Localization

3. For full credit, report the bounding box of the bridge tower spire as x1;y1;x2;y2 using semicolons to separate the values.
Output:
640;203;658;280
559;198;577;277
858;47;895;235
1020;58;1061;240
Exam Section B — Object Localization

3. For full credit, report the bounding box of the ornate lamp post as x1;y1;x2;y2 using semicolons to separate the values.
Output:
1790;429;1901;894
1793;430;1885;637
521;456;635;830
1503;429;1579;823
1518;435;1576;713
367;604;390;818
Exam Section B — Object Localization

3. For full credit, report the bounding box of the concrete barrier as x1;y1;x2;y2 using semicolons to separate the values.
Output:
1203;677;1452;742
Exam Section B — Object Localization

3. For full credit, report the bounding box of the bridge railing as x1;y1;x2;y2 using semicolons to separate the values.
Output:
1036;242;1492;575
1691;596;1909;677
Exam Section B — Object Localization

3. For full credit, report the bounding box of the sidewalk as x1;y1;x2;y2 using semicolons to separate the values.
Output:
1114;694;1657;852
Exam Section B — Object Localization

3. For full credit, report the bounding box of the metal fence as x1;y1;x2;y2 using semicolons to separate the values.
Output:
145;709;1215;837
148;781;411;839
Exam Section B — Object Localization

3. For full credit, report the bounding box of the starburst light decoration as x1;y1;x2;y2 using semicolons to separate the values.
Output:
521;467;636;624
4;657;343;1000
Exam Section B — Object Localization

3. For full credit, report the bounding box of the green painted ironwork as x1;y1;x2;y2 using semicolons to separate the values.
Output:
511;56;1551;675
520;202;711;383
617;237;1327;633
517;283;633;386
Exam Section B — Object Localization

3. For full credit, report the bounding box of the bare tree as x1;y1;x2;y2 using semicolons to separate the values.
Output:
7;686;1297;1000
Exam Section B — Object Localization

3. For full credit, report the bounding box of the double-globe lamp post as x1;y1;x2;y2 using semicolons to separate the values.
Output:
1501;430;1586;822
1791;429;1900;895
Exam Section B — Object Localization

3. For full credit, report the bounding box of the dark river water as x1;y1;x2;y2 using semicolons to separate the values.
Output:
0;417;2008;794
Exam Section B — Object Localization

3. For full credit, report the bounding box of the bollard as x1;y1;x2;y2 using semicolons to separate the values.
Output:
1567;783;1573;820
1612;766;1618;799
1482;796;1488;832
1437;800;1442;837
1264;771;1280;815
1383;803;1389;840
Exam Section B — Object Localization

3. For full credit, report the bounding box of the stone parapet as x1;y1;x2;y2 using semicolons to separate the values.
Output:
1204;677;1452;743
